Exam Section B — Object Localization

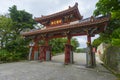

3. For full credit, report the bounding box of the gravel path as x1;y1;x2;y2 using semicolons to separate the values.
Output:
0;53;117;80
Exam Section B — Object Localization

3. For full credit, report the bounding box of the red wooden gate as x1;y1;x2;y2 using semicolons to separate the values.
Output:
39;46;51;61
65;44;73;64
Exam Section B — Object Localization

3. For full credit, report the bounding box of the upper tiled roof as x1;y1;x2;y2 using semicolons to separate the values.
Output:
34;3;82;22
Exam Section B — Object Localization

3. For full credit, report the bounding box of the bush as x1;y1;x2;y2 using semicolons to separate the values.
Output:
0;49;8;61
0;49;28;63
5;37;29;60
75;48;86;53
75;48;81;53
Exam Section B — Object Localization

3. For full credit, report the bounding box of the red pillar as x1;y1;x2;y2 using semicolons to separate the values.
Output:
39;38;51;61
45;38;52;61
67;35;71;44
45;38;49;46
31;38;39;60
39;46;46;61
86;34;96;67
87;35;91;44
65;35;72;64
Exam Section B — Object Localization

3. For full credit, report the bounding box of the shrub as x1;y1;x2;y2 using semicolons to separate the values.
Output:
0;49;9;62
0;49;28;63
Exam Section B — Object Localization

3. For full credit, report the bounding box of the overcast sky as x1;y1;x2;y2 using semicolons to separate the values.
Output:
0;0;99;48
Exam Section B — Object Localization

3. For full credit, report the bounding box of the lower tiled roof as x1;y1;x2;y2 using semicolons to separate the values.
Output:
22;15;110;37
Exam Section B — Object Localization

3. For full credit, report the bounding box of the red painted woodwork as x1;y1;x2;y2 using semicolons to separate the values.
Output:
21;3;110;64
87;35;91;44
39;46;51;61
64;44;73;64
67;35;71;44
31;39;39;60
34;3;82;28
45;38;49;46
39;46;46;61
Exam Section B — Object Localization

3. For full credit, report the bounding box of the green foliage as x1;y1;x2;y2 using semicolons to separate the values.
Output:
71;38;79;51
0;5;35;62
0;49;23;62
75;48;86;53
92;0;120;47
49;38;79;55
49;38;66;54
112;28;120;46
112;39;120;47
5;36;29;59
9;5;35;34
0;15;13;48
94;0;120;17
75;48;81;53
92;38;102;47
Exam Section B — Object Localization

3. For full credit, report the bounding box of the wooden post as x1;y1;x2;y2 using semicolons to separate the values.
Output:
86;34;92;67
65;35;73;64
32;38;39;60
39;38;51;61
45;38;51;61
45;38;49;46
87;35;91;44
86;34;96;68
67;35;71;45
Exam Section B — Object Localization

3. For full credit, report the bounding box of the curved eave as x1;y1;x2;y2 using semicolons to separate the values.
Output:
22;16;110;37
34;3;82;23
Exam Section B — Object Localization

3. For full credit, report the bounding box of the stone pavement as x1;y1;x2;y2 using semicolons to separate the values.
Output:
0;53;117;80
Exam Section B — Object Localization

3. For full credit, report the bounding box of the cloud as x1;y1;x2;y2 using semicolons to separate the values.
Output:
0;0;98;17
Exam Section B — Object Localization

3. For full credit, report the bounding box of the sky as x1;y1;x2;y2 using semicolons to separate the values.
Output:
0;0;99;48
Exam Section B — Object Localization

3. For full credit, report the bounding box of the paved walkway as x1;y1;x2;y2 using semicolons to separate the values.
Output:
0;53;117;80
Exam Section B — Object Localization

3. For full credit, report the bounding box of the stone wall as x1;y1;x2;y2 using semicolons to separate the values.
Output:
96;43;109;62
96;43;120;73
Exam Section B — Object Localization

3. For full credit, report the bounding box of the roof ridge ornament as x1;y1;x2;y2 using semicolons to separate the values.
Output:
75;2;78;7
69;6;71;8
41;15;44;17
90;16;94;22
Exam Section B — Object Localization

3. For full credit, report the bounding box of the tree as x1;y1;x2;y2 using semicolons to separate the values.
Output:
49;38;79;55
71;38;79;51
92;37;102;47
94;0;120;18
5;5;36;57
0;15;13;48
93;0;120;47
9;5;36;35
111;28;120;46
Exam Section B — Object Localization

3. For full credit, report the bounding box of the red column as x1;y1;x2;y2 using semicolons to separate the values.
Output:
45;39;52;61
86;34;96;67
67;35;71;44
39;38;51;61
87;35;91;44
65;35;71;64
45;38;49;46
31;38;39;60
39;46;46;61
